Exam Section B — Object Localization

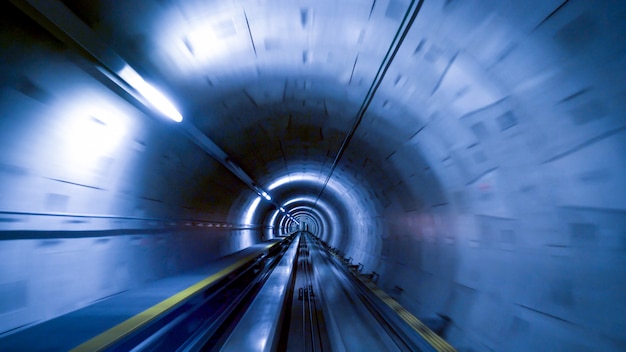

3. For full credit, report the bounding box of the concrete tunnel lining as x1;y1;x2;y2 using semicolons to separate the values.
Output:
0;0;625;350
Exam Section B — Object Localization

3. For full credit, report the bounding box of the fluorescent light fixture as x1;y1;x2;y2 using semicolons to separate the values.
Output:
117;65;183;122
243;196;262;225
280;207;286;213
261;191;272;201
267;173;324;191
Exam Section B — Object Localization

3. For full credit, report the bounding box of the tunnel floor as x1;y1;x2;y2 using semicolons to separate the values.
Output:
0;234;453;351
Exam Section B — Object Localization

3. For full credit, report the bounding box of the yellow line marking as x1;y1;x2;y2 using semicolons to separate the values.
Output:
354;274;456;351
71;242;278;352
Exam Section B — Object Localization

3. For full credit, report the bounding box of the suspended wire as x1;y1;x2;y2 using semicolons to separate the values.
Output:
314;0;425;207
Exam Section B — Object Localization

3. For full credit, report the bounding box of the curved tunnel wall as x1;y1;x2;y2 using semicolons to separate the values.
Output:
1;0;625;350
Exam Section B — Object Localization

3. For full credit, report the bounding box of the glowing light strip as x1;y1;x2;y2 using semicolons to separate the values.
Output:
243;196;262;225
118;65;183;122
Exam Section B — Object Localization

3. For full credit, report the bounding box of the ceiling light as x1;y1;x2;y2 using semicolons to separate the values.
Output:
117;65;183;122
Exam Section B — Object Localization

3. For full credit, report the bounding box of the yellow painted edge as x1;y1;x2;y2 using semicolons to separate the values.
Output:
71;242;278;352
360;277;456;352
329;251;455;352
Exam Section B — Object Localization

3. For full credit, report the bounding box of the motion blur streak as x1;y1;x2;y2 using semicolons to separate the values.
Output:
0;0;625;351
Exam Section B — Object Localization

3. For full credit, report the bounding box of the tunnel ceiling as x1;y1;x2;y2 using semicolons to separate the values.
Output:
53;1;440;210
7;0;625;222
40;0;625;236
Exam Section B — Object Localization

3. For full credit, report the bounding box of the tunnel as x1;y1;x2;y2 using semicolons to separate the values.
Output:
0;0;625;350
